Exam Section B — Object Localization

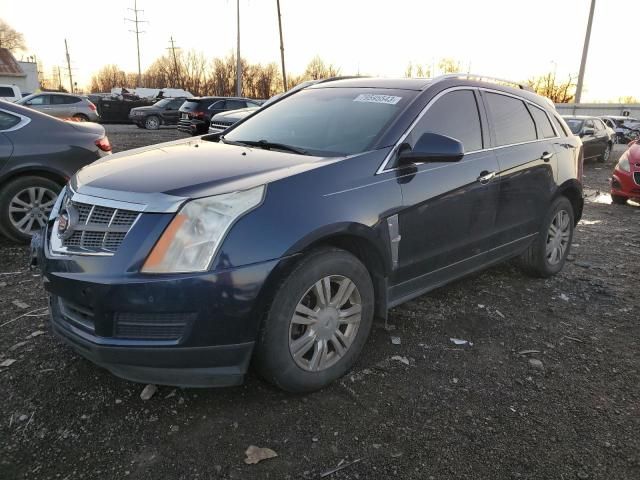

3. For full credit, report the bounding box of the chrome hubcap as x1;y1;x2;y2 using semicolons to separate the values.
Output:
289;275;362;372
546;209;570;265
9;187;57;235
147;117;159;128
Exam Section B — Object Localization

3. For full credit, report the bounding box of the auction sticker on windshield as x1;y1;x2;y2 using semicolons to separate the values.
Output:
353;94;402;105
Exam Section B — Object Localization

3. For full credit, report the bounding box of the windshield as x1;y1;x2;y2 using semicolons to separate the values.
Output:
222;88;416;156
564;119;584;134
154;98;172;108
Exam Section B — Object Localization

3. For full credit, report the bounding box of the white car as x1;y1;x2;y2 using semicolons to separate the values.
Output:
0;84;22;102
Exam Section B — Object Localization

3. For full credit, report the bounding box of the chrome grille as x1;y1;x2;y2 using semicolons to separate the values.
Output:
52;193;141;255
209;121;233;130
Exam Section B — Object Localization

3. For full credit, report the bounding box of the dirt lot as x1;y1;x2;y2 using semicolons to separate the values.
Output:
1;125;639;480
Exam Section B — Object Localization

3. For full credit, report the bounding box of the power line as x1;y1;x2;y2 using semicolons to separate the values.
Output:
126;0;147;87
167;36;181;88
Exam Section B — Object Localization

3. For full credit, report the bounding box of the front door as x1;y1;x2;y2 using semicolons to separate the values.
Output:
390;89;500;303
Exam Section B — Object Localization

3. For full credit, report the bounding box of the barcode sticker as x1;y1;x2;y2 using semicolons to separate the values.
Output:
353;94;402;105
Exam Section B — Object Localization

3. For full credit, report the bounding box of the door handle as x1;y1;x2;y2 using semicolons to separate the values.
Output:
477;171;496;184
541;151;554;162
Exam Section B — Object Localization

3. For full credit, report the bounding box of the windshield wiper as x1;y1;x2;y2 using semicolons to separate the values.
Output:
228;139;309;155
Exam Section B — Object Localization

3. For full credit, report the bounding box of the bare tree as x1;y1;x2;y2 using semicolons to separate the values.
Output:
0;19;26;52
303;55;340;80
526;72;576;103
89;65;128;92
438;58;461;74
618;96;638;104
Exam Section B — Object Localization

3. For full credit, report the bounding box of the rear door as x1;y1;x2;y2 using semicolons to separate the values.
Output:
0;111;18;171
49;95;73;118
163;99;184;124
391;88;501;300
483;91;556;255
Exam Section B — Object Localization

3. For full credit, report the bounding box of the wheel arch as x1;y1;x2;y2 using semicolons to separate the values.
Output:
555;179;583;224
0;167;68;192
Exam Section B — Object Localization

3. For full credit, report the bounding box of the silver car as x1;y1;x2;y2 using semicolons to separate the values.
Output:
17;92;100;122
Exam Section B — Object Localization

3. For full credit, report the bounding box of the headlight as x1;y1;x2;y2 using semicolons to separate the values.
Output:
142;186;265;273
617;154;630;172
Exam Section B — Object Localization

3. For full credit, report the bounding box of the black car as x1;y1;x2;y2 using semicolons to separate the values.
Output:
0;100;111;242
208;107;259;133
35;76;583;393
128;97;187;130
563;115;613;162
177;97;261;135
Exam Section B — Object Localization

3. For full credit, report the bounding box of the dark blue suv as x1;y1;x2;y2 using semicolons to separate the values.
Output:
35;76;584;392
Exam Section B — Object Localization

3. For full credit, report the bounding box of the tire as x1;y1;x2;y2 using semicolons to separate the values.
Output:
144;115;160;130
253;248;374;393
72;113;89;122
0;176;62;243
611;194;627;205
517;196;574;278
598;144;611;163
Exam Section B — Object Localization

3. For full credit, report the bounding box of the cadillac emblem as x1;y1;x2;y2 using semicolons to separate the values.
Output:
57;206;78;240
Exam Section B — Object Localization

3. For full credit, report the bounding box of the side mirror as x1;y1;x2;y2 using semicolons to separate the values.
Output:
397;132;464;165
581;127;595;136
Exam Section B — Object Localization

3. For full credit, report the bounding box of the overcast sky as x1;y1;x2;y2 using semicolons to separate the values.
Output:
1;0;637;101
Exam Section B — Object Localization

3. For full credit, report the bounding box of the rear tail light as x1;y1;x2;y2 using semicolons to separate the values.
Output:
88;101;97;111
95;137;112;152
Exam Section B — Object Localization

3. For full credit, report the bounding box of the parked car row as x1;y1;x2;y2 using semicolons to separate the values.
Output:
0;100;111;242
562;115;613;163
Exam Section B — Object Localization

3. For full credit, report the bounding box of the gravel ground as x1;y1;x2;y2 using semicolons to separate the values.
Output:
1;125;639;480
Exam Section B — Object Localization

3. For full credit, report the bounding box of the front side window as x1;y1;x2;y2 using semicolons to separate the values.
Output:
27;95;49;106
0;111;20;130
406;90;483;152
209;100;226;110
223;88;416;156
485;93;536;146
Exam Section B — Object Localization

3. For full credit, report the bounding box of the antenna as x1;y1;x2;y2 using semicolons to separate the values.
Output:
167;36;181;88
126;0;147;87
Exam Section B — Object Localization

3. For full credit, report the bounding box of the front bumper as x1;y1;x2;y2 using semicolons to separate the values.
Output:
610;168;640;201
36;230;282;387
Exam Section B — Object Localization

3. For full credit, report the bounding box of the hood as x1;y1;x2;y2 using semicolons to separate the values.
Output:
72;137;339;210
212;107;258;122
130;105;157;113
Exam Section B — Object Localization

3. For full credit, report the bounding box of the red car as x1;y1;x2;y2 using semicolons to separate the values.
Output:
611;141;640;204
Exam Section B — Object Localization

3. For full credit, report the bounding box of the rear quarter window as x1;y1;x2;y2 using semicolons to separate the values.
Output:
528;105;556;138
0;111;21;130
485;92;537;146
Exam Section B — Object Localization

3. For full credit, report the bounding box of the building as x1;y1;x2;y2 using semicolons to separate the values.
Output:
0;48;39;95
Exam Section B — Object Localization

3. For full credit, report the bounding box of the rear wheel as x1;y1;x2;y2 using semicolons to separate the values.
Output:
517;196;574;278
254;248;374;393
0;176;61;243
611;194;627;205
144;115;160;130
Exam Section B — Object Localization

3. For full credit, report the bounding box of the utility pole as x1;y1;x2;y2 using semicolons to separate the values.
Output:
64;39;74;93
276;0;287;91
167;36;181;88
575;0;596;104
126;0;146;87
56;66;63;91
236;0;242;97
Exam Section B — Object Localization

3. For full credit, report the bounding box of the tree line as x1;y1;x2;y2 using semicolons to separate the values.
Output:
87;52;340;99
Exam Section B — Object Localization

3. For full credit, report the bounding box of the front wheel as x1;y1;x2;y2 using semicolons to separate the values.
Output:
253;248;374;393
0;176;61;243
144;115;160;130
611;194;627;205
517;196;574;278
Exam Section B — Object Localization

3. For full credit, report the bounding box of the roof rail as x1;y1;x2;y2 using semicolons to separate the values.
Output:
433;73;533;92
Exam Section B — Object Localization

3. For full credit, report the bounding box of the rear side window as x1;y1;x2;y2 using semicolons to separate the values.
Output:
0;111;21;130
50;95;67;105
485;93;536;146
209;100;225;110
65;96;82;104
408;90;483;152
529;105;556;138
226;100;246;110
0;86;15;97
